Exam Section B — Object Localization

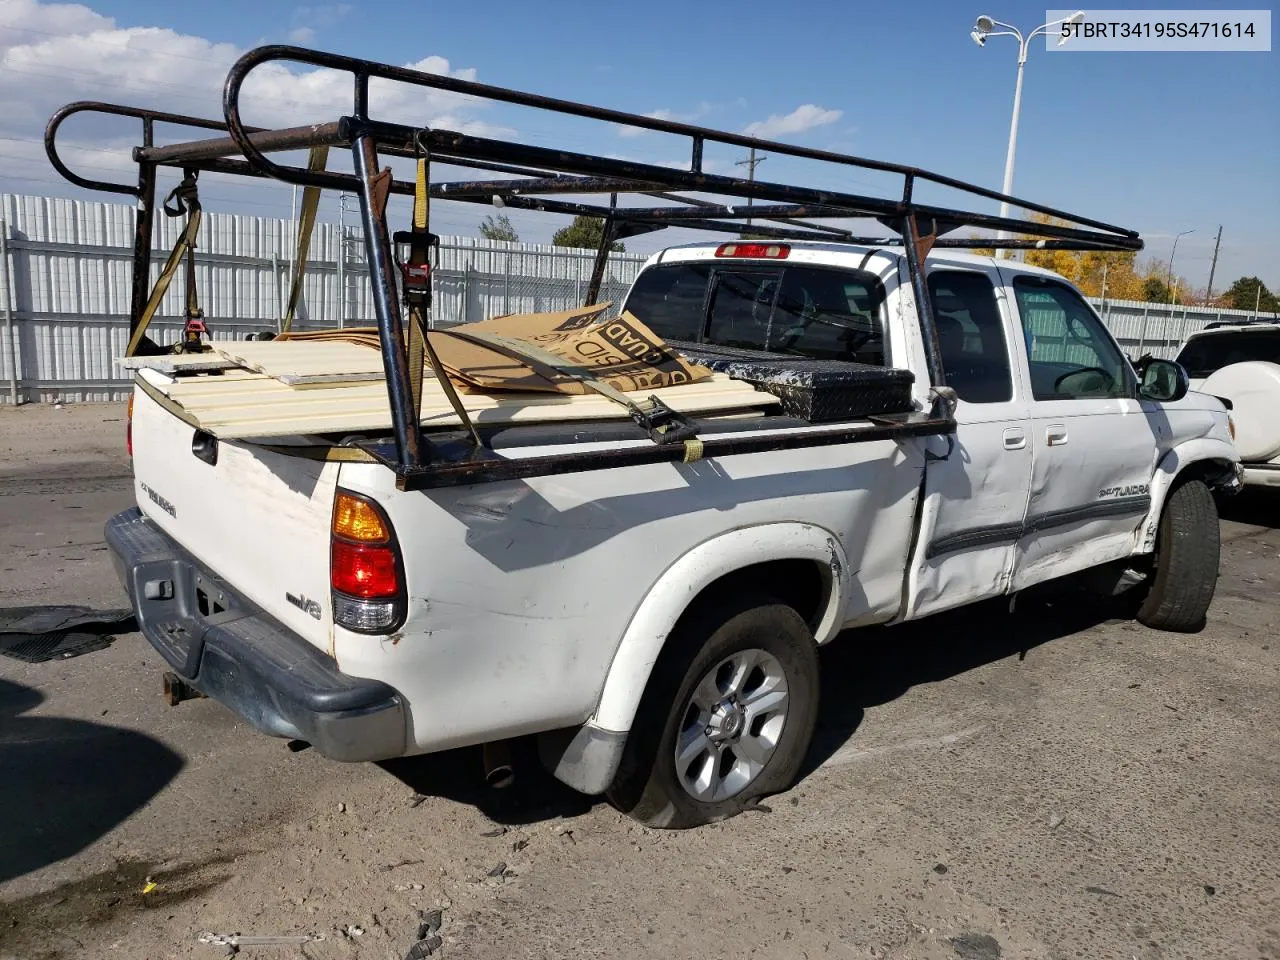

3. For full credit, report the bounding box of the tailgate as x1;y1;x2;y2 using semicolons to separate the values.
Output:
129;375;340;652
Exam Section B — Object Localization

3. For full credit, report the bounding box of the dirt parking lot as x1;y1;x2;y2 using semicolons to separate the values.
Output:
1;403;1277;960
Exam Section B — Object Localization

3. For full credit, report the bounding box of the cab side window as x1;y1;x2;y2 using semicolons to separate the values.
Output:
1013;277;1131;400
928;270;1013;403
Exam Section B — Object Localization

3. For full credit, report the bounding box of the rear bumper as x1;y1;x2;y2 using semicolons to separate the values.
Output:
106;508;407;762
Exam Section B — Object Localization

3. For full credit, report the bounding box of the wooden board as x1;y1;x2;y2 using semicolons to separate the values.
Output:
119;353;239;373
152;371;779;440
276;327;380;348
214;340;396;385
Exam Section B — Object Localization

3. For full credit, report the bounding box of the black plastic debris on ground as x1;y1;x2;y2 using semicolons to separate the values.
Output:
405;908;444;959
0;606;136;663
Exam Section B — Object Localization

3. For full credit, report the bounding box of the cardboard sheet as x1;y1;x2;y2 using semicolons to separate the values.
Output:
430;304;714;396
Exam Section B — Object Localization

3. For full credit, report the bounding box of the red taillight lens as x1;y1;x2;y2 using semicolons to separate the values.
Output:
331;540;400;599
126;393;134;457
715;242;790;259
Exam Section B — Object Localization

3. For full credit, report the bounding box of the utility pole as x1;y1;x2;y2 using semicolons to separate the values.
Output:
735;148;767;230
1255;282;1262;320
1205;224;1223;305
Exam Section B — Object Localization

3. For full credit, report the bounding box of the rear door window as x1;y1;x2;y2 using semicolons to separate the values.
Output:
623;261;887;364
928;270;1013;403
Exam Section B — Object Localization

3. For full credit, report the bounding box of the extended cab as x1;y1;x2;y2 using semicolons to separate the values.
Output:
112;240;1239;828
63;44;1241;828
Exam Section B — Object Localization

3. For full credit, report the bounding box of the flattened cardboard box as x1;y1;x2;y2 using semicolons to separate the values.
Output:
431;303;713;396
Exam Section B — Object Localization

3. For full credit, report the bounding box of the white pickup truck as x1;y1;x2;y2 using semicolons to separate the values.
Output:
110;240;1241;827
55;43;1239;828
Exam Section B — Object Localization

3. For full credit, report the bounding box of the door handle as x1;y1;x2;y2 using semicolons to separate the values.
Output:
1046;424;1069;446
1002;428;1027;450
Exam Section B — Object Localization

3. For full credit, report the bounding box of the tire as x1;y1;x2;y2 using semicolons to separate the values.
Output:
606;595;820;829
1135;478;1221;632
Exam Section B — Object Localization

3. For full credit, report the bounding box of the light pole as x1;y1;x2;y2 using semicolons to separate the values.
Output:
972;10;1085;257
1168;229;1194;304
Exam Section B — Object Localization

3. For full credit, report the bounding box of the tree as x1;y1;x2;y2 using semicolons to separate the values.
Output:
964;217;1145;299
1223;276;1280;314
479;213;519;242
551;216;624;252
1143;275;1172;304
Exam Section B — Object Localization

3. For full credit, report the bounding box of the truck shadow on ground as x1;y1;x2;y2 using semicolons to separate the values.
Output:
1218;488;1280;529
381;589;1119;825
0;679;184;885
380;740;598;827
800;589;1117;779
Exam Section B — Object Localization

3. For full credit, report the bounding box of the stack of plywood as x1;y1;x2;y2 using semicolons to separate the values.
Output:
126;337;780;440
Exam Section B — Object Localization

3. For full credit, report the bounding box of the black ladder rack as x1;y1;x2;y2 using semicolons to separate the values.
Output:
46;44;1143;486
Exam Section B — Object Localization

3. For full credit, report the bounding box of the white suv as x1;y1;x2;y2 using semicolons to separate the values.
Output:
1177;322;1280;487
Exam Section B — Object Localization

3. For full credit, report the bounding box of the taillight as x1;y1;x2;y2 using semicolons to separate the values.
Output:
715;242;790;259
126;392;135;457
331;490;404;633
331;541;399;598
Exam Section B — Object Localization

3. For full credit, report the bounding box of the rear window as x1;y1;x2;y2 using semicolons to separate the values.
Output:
1176;330;1280;378
623;261;886;364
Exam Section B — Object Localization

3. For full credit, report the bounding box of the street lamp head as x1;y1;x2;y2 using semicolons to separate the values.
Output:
971;29;987;46
975;15;995;34
1056;10;1087;44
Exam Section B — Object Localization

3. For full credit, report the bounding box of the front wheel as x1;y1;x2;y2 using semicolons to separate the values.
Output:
607;596;820;829
1135;478;1221;632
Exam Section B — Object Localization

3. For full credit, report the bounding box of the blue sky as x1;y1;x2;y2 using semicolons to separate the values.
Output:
2;0;1276;288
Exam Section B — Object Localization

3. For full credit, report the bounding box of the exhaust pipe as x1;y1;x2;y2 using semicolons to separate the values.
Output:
482;740;515;789
162;671;206;706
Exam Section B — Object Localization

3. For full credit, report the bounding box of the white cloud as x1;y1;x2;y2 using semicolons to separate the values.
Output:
743;104;842;139
1;0;509;200
286;26;316;43
617;103;712;137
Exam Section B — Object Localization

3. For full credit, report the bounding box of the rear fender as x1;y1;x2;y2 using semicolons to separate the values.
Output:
592;522;850;735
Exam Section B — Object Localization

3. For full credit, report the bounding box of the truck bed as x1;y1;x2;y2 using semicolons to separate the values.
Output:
130;347;782;440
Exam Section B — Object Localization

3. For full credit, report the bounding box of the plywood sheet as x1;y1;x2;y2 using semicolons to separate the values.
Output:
119;353;239;374
152;371;778;440
214;340;393;384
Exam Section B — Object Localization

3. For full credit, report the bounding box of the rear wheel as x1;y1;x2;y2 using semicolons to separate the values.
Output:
607;596;819;829
1135;478;1220;632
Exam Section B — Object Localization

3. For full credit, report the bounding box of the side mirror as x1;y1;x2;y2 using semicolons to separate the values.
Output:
1136;358;1190;403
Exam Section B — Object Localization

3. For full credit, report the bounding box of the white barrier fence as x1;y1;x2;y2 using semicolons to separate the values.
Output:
0;193;1270;403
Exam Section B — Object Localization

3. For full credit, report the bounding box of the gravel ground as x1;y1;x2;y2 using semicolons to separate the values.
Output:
1;403;1277;960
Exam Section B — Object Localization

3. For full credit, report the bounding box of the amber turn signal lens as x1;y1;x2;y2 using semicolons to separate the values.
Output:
333;491;390;543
